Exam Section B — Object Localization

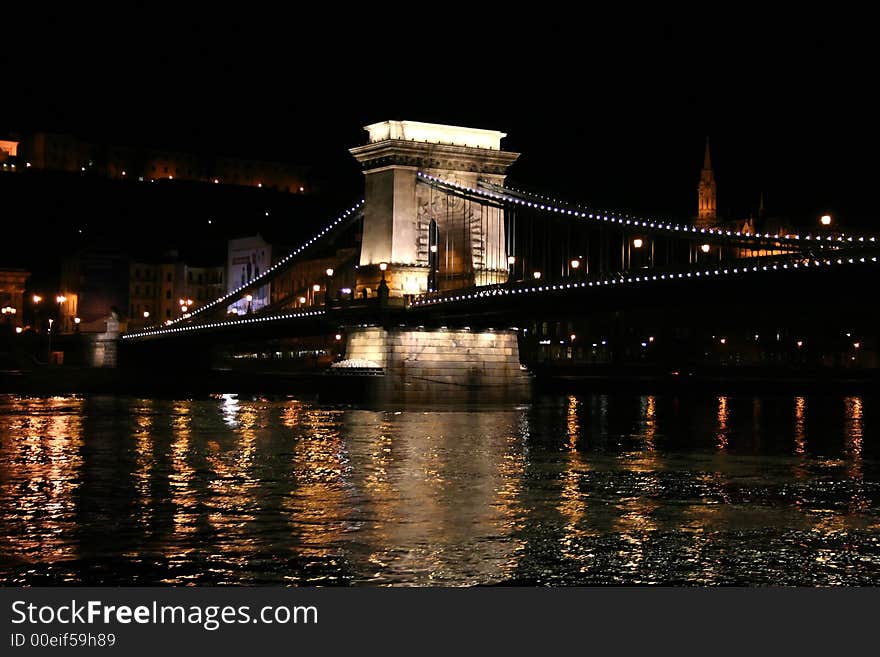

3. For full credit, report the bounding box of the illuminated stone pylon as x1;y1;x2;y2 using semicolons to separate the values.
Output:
349;120;520;297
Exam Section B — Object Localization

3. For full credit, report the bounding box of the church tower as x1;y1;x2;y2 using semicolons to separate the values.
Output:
697;137;717;225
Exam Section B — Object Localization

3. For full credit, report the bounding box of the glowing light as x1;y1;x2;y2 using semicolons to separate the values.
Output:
326;268;334;277
312;284;321;292
15;327;23;334
821;214;832;226
507;256;516;265
32;295;42;304
701;244;711;253
570;333;576;341
649;336;655;342
245;294;253;302
74;317;80;324
719;338;727;345
56;295;66;303
379;262;388;271
570;259;580;269
633;238;644;248
335;334;342;341
533;271;542;280
797;340;804;348
430;245;437;253
143;311;150;318
298;297;306;304
854;342;861;349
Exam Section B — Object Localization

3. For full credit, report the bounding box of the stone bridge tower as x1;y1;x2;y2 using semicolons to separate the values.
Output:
350;120;520;297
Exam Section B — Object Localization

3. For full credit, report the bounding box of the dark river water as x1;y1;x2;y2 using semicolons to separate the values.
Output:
1;392;879;586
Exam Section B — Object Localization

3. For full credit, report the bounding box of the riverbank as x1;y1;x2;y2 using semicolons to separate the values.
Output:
3;364;880;397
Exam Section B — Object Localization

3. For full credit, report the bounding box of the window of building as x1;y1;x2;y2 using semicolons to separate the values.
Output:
166;309;171;318
165;290;171;299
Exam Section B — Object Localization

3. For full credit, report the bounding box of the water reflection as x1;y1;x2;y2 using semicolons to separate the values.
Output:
1;392;879;586
716;396;729;451
0;397;84;576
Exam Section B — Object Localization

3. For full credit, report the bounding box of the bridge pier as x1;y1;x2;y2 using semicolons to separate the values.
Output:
336;326;530;404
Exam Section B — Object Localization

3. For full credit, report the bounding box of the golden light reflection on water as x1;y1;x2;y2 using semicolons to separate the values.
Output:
0;397;84;566
794;396;807;455
610;396;662;579
168;400;196;544
558;396;595;568
205;396;261;539
844;396;866;513
2;393;880;586
132;399;155;541
340;410;528;585
716;396;730;451
282;405;349;565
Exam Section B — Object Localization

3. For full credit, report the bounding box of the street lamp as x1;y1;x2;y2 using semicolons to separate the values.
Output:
378;262;389;301
245;294;253;314
632;238;644;249
533;271;542;280
47;318;54;364
701;244;711;253
820;214;832;226
325;268;334;303
56;295;66;332
570;259;580;270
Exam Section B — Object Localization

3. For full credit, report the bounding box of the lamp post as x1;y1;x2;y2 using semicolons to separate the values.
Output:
47;318;54;364
325;268;334;305
378;263;389;302
56;295;66;333
507;255;516;284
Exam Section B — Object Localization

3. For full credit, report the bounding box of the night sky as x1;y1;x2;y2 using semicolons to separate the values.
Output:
3;11;876;226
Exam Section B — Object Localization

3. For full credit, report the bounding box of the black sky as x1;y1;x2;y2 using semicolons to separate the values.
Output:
2;10;876;227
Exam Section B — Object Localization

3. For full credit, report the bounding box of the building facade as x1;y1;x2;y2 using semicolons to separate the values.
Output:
227;235;272;315
0;268;29;329
129;256;225;328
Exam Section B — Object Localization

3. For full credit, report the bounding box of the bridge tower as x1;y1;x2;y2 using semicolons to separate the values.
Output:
350;120;520;297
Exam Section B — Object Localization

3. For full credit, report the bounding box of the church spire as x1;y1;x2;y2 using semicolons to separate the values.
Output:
697;137;717;225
